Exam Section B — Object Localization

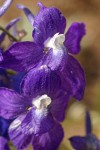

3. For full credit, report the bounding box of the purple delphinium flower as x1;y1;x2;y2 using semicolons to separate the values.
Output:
0;65;68;150
69;111;100;150
0;0;13;17
0;2;86;101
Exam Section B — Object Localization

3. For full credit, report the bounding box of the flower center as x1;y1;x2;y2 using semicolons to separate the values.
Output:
32;94;51;109
44;33;65;52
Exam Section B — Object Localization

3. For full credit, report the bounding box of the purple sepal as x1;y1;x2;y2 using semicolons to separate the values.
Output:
0;137;10;150
21;107;54;136
0;41;43;72
0;0;13;17
62;55;86;100
51;90;70;122
0;17;20;43
32;122;64;150
17;4;34;26
0;88;30;119
9;115;32;149
69;134;100;150
85;111;92;135
32;3;66;45
21;65;61;98
64;22;85;54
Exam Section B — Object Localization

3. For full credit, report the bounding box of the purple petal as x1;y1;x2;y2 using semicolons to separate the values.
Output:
0;0;13;17
32;122;64;150
62;55;86;100
0;88;30;119
69;136;87;150
21;65;61;98
32;3;66;45
0;49;3;61
9;115;32;149
85;111;92;135
21;107;54;136
0;18;20;43
0;137;10;150
39;47;67;71
69;135;100;150
64;22;86;54
17;4;34;26
51;89;70;122
0;41;43;72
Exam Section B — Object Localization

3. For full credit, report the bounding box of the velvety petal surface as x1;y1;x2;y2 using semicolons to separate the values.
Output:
0;137;10;150
0;18;20;43
62;55;86;100
0;0;13;17
64;22;85;54
32;3;66;45
0;88;30;119
21;65;61;98
51;89;70;122
0;41;43;72
9;115;32;149
32;122;64;150
21;107;54;136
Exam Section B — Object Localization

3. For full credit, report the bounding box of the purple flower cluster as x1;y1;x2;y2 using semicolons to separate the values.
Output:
0;1;86;150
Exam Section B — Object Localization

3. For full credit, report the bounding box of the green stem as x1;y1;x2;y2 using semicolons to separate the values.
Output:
0;26;19;42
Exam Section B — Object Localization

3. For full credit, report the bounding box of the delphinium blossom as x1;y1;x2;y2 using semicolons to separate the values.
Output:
0;2;86;101
0;65;68;150
69;111;100;150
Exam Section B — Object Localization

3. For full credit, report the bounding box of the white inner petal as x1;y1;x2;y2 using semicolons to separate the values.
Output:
44;33;65;51
32;94;51;109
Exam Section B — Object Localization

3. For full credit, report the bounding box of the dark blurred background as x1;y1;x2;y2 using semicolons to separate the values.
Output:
0;0;100;149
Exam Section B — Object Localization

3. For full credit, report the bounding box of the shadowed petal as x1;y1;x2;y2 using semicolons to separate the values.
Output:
51;90;70;122
21;65;61;98
0;18;20;43
32;122;64;150
10;72;26;93
0;41;43;72
62;55;86;100
0;0;13;17
64;22;85;54
21;107;54;136
0;117;13;138
33;3;66;45
0;137;10;150
0;88;30;119
9;115;32;149
17;4;34;26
